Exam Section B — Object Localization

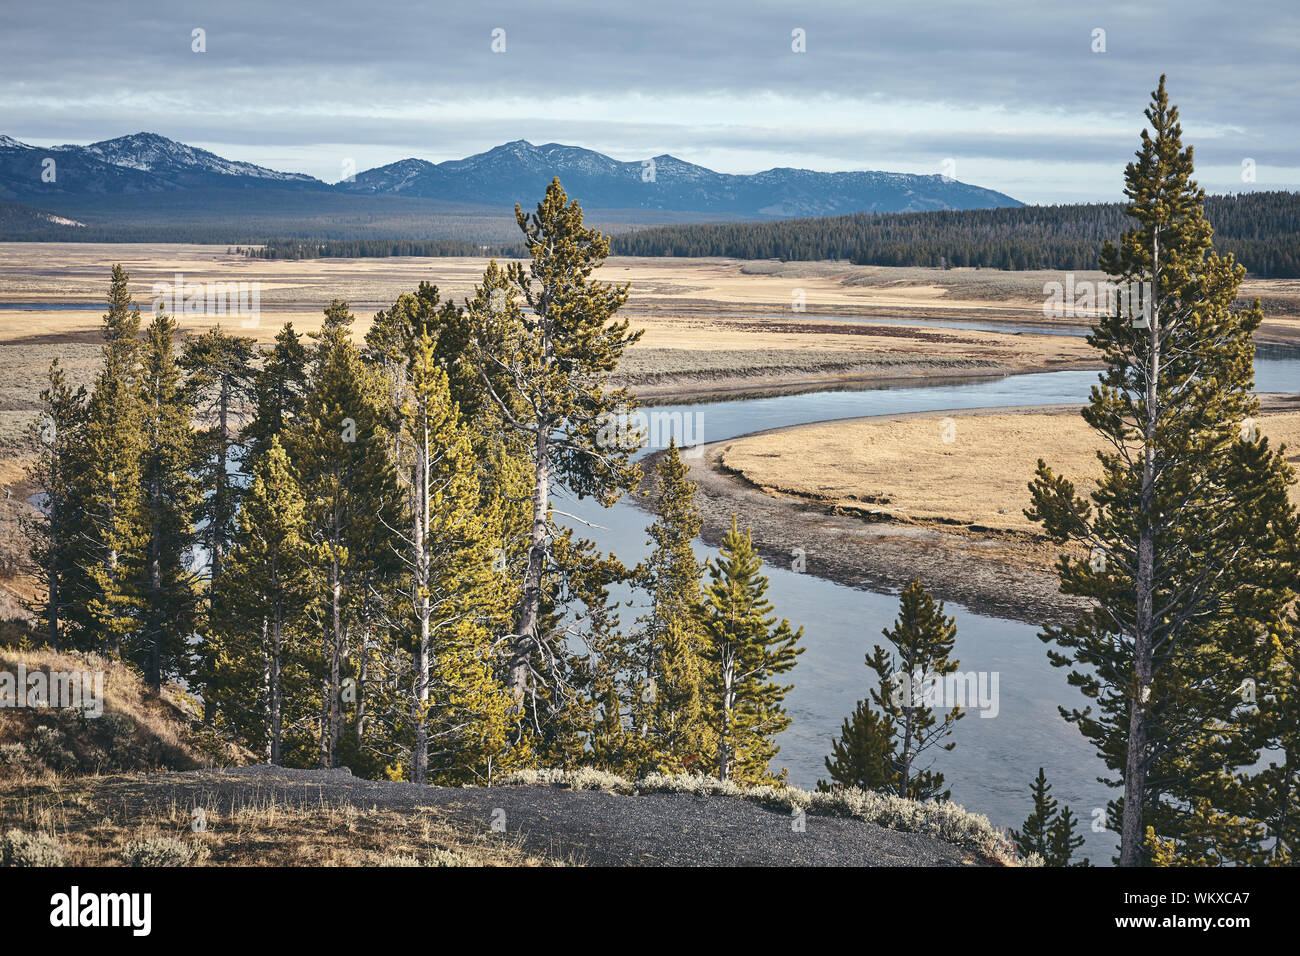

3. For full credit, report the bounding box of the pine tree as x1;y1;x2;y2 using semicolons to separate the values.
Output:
1049;806;1088;867
468;180;643;732
212;436;312;764
634;441;713;773
1011;768;1059;860
244;323;308;464
136;310;200;689
1250;611;1300;864
1009;768;1089;865
71;265;146;658
391;323;512;784
842;580;963;802
1025;76;1298;865
697;516;803;784
817;699;895;793
180;327;257;589
20;360;86;649
287;300;402;768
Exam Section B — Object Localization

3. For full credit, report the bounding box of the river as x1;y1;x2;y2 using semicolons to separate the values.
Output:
561;351;1300;864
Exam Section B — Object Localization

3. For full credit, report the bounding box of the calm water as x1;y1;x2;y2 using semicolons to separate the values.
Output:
562;355;1298;863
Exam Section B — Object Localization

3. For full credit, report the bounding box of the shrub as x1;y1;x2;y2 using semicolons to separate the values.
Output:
0;742;43;776
1;828;66;867
26;724;76;772
120;837;199;867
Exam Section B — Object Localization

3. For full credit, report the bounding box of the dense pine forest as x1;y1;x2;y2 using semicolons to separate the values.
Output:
231;191;1300;278
607;191;1300;277
236;238;528;260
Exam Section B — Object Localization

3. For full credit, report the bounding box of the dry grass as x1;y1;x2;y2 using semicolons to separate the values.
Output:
0;775;553;866
0;647;252;774
721;407;1300;538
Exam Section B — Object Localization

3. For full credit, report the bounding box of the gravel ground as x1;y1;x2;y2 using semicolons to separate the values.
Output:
98;766;977;867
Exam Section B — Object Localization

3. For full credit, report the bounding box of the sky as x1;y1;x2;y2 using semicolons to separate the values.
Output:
3;0;1297;204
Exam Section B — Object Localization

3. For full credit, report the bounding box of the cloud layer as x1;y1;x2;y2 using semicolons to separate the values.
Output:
4;0;1297;202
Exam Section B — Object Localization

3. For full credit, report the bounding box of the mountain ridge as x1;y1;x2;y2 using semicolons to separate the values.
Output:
0;131;1022;217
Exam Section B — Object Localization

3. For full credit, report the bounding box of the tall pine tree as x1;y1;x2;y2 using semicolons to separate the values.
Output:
1026;76;1298;865
697;516;803;784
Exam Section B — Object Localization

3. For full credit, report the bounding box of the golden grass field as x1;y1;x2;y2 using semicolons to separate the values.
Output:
0;244;1297;602
720;405;1300;539
0;244;1123;472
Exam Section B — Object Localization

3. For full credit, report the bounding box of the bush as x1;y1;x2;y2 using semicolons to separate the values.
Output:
1;828;66;867
26;724;76;772
0;742;43;777
120;837;200;867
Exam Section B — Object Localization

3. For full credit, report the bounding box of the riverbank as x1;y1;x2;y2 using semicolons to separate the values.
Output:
641;394;1300;628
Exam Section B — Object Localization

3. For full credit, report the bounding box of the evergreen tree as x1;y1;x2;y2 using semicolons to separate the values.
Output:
817;699;895;793
136;310;200;688
71;265;146;658
211;436;312;764
468;180;642;733
390;323;513;784
634;441;714;773
838;580;963;802
1009;768;1089;865
20;360;86;649
697;516;803;784
180;327;257;589
1026;77;1298;865
287;300;402;767
1011;768;1059;860
1049;806;1088;867
244;323;308;463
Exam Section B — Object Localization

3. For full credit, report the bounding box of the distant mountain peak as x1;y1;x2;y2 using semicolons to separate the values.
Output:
70;131;321;183
0;132;1021;216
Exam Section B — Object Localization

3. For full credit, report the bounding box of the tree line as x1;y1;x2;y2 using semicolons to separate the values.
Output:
606;191;1300;278
236;238;528;260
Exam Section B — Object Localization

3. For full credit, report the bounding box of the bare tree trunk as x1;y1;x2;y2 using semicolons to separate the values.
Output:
356;624;368;749
718;650;734;780
413;425;431;783
46;477;60;650
261;616;272;762
270;608;282;766
211;377;230;585
147;479;162;690
511;426;549;709
1121;238;1161;867
900;704;915;798
329;556;342;767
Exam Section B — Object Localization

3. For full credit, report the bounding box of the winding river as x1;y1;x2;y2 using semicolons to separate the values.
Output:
562;348;1300;864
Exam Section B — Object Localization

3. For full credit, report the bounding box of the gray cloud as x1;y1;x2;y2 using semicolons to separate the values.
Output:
2;0;1297;201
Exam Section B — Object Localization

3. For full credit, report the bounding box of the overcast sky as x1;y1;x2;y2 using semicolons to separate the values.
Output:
3;0;1297;203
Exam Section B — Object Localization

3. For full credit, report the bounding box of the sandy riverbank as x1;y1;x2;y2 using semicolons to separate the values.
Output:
640;395;1300;628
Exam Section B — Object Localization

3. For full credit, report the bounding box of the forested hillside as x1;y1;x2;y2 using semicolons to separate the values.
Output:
607;192;1300;277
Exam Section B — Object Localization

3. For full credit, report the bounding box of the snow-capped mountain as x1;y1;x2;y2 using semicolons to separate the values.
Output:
74;132;320;183
0;131;1020;218
0;132;327;198
337;139;1020;215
